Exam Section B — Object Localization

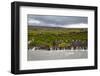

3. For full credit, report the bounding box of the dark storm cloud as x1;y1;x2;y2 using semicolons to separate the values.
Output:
28;14;88;27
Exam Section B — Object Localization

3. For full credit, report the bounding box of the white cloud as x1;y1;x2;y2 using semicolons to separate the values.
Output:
28;18;88;28
61;23;88;28
28;19;41;25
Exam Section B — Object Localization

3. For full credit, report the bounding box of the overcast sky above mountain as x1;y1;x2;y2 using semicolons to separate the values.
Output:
28;14;88;28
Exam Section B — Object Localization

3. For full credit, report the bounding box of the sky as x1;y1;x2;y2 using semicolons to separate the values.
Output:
28;14;88;28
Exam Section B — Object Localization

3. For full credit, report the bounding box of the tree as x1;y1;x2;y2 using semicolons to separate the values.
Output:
58;42;66;49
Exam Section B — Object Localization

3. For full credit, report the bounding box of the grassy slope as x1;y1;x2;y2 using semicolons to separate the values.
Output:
28;26;88;49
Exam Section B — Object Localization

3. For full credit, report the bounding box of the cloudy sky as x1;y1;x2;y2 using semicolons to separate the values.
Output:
28;14;88;28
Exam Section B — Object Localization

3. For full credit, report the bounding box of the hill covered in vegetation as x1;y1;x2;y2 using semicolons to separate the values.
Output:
28;26;88;50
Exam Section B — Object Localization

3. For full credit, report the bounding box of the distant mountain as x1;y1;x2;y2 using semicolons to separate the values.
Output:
28;23;88;29
28;25;65;29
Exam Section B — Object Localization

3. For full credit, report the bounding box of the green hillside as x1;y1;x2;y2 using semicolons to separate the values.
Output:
28;26;88;50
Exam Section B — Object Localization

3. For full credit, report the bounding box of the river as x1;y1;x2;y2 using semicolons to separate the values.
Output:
28;50;88;61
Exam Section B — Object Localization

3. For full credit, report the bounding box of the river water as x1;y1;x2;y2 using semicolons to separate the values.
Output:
27;50;88;61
